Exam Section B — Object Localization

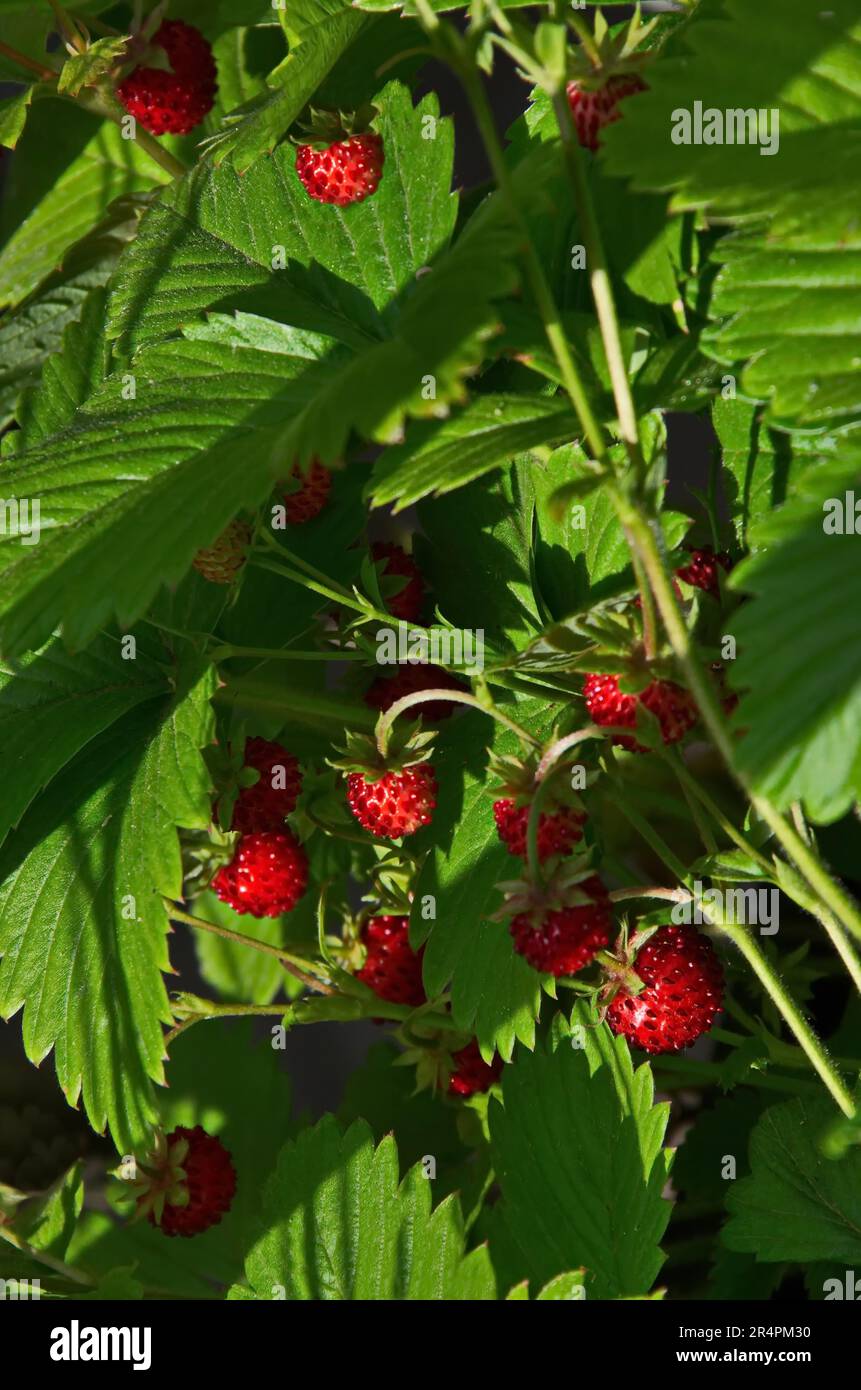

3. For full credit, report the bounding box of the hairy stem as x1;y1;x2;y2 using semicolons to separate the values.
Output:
375;688;540;756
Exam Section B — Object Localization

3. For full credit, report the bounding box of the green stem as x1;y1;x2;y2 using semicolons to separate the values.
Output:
665;750;861;994
652;1056;821;1098
74;86;188;180
718;920;855;1116
0;1228;94;1287
163;900;334;993
550;90;642;468
210;643;365;664
375;688;540;756
445;42;607;460
0;40;56;80
602;755;694;887
216;671;377;733
612;495;861;952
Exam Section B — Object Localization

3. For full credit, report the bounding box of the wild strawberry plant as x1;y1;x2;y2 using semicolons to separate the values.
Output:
0;0;860;1305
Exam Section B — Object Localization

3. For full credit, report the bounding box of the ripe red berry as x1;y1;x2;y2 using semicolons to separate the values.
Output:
212;831;308;917
192;519;252;585
606;924;724;1054
357;916;425;1008
448;1040;503;1098
346;764;437;840
511;875;612;976
283;460;332;524
139;1125;236;1238
364;663;464;722
371;542;424;623
566;74;647;152
295;133;384;207
583;672;697;752
493;799;586;862
676;546;732;598
231;737;302;835
118;20;217;136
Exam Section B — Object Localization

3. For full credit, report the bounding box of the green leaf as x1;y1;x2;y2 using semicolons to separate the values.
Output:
367;394;579;511
240;1115;496;1299
0;117;169;311
0;196;138;434
0;632;165;848
107;78;455;353
0;652;216;1151
57;36;129;97
0;85;33;149
338;1041;466;1178
489;1009;672;1299
410;697;553;1060
205;0;370;172
13;1163;83;1259
728;451;861;820
724;1095;861;1264
0;94;533;656
602;0;861;427
416;462;542;650
532;442;633;618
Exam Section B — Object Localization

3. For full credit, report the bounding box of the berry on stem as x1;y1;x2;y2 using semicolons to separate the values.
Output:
566;73;647;152
448;1040;503;1098
283;460;332;524
347;764;437;840
509;874;612;976
192;519;252;585
493;798;586;863
606;923;724;1054
330;721;438;841
212;831;308;917
583;671;697;752
134;1125;236;1238
357;915;426;1008
118;20;217;136
564;5;652;150
676;546;732;598
371;542;425;623
296;132;384;207
231;737;302;835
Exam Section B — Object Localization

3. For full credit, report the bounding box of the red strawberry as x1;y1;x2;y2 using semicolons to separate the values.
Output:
357;916;425;1008
283;459;332;524
566;73;646;151
371;542;425;623
510;874;612;976
493;799;586;863
448;1040;503;1098
583;672;697;752
606;923;724;1054
212;831;307;917
364;663;464;722
136;1125;236;1238
347;764;437;840
118;20;217;136
231;737;302;835
296;133;384;207
192;519;252;585
676;546;732;598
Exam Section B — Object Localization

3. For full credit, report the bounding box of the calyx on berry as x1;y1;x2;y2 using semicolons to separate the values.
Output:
290;103;378;150
567;4;656;92
493;856;606;929
328;720;436;784
128;1128;194;1227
